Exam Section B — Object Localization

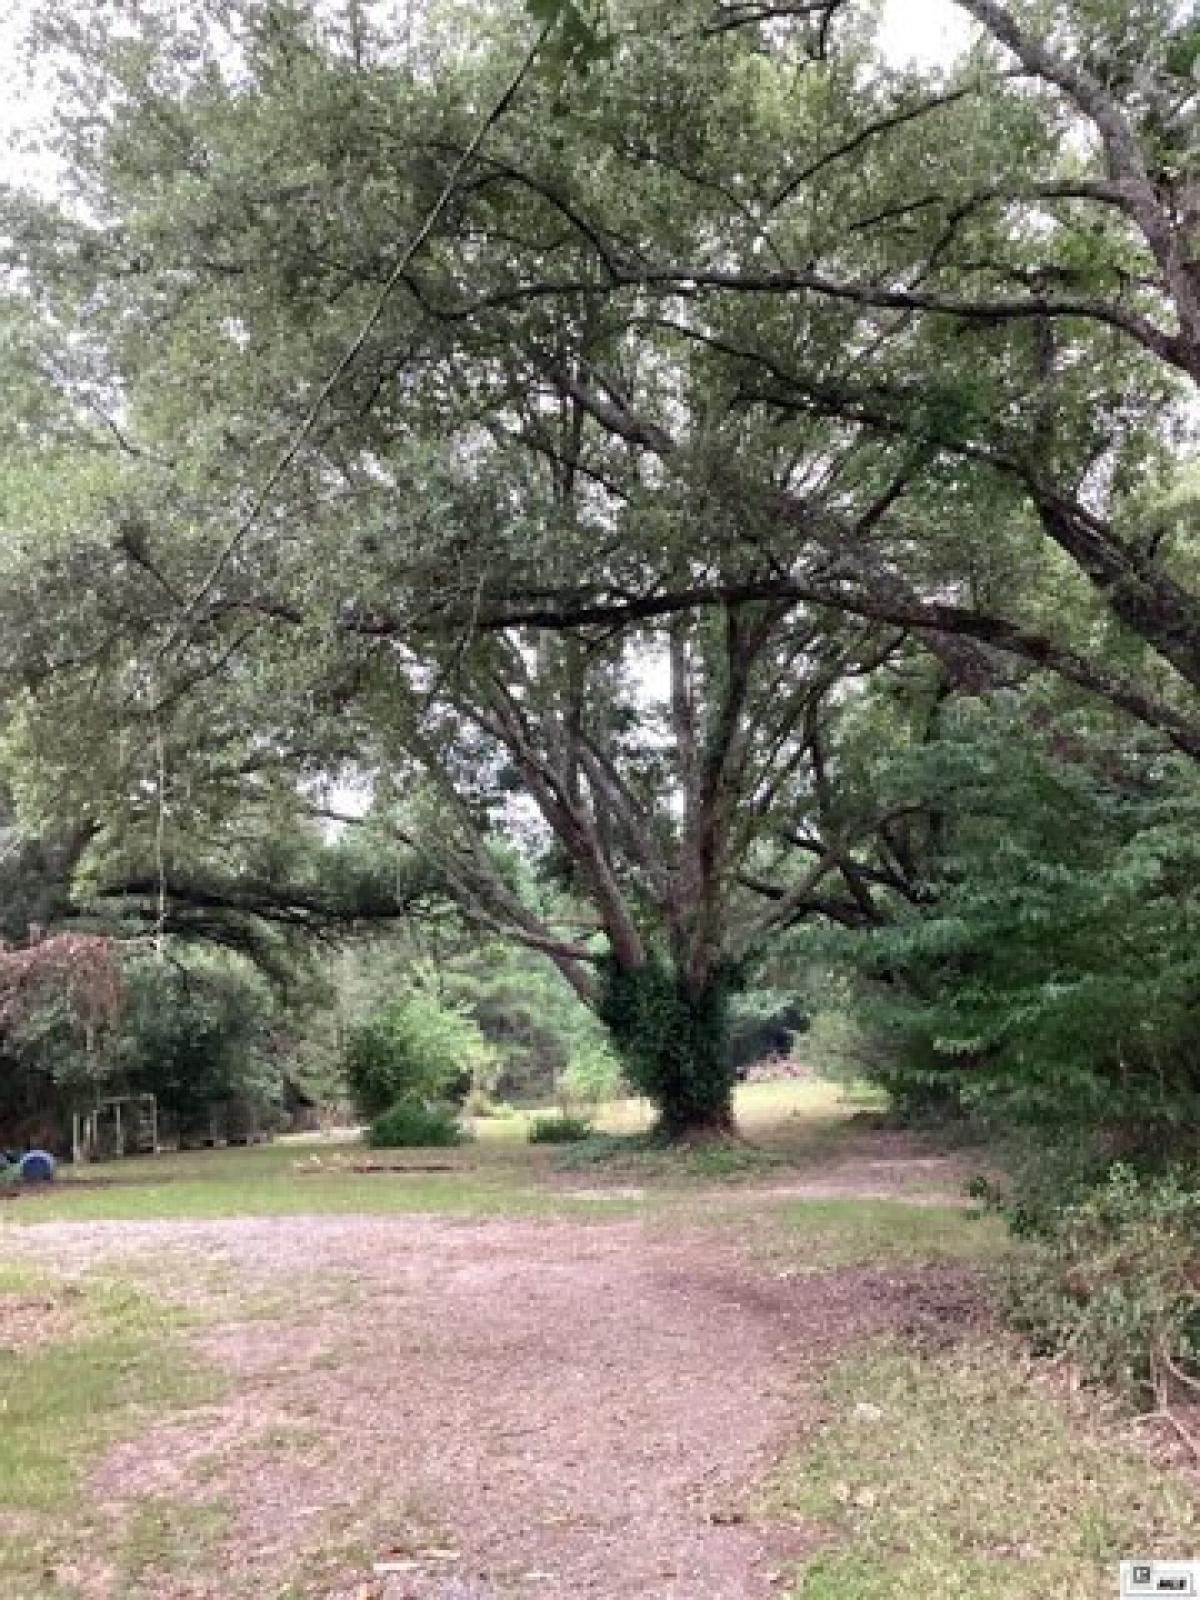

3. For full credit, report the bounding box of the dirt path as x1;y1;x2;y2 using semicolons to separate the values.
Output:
8;1213;973;1600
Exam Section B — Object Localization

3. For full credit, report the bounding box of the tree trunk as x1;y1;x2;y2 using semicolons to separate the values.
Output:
598;958;739;1143
1034;493;1200;692
654;1078;737;1142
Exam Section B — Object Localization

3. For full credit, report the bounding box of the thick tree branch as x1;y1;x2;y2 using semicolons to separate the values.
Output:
469;580;1200;758
953;0;1200;378
400;261;1187;377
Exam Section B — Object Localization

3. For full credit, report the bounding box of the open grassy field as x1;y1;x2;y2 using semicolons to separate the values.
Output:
0;1081;885;1224
1;1078;1193;1599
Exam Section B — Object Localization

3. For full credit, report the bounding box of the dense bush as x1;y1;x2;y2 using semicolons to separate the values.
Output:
0;980;112;1148
344;990;495;1118
118;954;279;1118
367;1099;465;1148
782;703;1200;1401
825;713;1200;1137
0;943;281;1150
528;1113;593;1144
336;939;609;1107
999;1164;1200;1405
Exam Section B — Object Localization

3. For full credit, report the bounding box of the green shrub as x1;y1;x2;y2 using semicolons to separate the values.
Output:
439;941;607;1105
552;1131;657;1167
528;1113;593;1144
344;990;495;1118
968;1134;1113;1241
556;1040;624;1106
119;952;279;1118
1000;1163;1200;1404
828;722;1200;1139
367;1099;465;1148
685;1142;782;1179
798;1006;871;1083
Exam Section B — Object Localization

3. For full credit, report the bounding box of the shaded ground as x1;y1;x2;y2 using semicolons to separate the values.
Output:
8;1214;976;1600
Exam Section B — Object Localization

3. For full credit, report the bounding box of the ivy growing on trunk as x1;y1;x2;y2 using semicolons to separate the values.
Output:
598;957;741;1139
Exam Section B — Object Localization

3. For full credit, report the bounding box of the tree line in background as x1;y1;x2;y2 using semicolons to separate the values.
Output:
0;0;1198;1395
0;790;804;1153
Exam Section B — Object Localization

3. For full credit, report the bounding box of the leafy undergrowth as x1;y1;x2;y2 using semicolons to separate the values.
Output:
777;1342;1200;1599
528;1112;595;1144
0;1266;223;1595
554;1127;788;1181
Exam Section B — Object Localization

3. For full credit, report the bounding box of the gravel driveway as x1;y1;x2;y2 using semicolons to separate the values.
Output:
3;1211;970;1598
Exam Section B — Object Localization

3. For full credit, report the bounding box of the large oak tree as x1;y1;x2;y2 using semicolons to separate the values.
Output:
1;0;1196;1132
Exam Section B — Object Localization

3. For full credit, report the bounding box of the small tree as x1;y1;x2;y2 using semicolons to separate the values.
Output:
819;702;1200;1139
0;934;121;1149
557;1036;625;1109
343;990;496;1118
116;953;279;1120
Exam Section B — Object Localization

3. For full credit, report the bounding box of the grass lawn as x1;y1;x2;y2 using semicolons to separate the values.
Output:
0;1140;597;1225
762;1195;1010;1271
777;1342;1200;1598
0;1264;224;1596
0;1079;870;1225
